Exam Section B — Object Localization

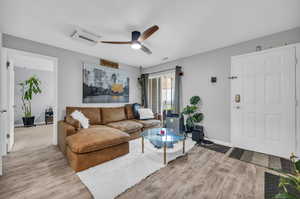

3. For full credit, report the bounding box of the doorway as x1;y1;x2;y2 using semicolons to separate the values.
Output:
3;48;58;153
148;72;175;114
231;45;297;158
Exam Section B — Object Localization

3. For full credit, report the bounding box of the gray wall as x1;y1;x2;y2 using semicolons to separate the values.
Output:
14;67;54;125
3;34;141;120
143;27;300;143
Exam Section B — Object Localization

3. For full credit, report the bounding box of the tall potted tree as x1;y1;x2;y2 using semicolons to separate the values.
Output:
19;76;41;127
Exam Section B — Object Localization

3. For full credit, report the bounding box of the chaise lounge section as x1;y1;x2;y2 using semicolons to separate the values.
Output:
58;104;161;172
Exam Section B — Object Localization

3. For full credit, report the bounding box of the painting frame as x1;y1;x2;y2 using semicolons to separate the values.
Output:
83;63;130;103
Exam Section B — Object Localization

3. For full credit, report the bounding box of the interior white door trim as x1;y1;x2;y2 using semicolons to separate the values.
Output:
7;59;15;152
0;47;8;157
0;33;7;176
295;43;300;157
3;48;59;149
231;43;299;158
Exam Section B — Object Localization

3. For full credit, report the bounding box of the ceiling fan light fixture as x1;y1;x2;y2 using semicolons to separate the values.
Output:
131;42;141;50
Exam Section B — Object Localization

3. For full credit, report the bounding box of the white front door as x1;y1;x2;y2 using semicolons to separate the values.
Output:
231;46;296;158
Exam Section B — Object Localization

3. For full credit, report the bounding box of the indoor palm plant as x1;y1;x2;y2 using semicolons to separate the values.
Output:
19;76;42;127
275;153;300;199
182;96;204;132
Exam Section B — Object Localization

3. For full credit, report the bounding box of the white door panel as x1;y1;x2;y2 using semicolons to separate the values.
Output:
231;47;296;158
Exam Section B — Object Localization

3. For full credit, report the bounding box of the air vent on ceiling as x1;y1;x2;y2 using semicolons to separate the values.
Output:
71;29;101;45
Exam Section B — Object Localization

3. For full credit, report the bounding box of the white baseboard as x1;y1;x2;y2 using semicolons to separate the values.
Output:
206;138;233;147
14;122;46;128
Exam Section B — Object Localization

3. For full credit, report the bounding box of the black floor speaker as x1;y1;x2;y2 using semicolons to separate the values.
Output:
192;125;214;145
192;126;204;142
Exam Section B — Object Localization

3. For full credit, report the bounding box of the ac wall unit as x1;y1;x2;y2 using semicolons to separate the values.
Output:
71;29;101;45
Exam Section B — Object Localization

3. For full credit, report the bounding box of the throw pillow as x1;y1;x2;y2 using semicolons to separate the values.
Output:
138;108;155;120
70;110;90;129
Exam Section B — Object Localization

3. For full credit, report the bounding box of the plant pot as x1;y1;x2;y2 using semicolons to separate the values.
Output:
185;125;194;133
22;116;35;127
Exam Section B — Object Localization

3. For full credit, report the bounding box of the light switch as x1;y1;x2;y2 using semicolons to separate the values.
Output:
211;77;217;83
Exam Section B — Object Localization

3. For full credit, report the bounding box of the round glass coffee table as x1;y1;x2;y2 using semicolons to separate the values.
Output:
141;128;186;164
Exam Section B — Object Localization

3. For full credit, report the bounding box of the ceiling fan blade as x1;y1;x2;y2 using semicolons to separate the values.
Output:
100;41;132;44
138;25;159;42
140;45;152;55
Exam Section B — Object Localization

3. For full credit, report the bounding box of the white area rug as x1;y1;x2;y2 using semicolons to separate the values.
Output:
77;137;195;199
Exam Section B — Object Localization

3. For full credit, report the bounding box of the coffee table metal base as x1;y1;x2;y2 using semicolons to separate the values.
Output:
142;137;186;165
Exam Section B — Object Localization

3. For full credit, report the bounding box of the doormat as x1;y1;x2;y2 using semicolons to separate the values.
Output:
199;143;231;154
229;148;294;174
265;172;300;199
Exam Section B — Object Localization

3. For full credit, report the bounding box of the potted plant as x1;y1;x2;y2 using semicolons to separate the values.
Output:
275;153;300;198
19;76;42;127
182;96;204;132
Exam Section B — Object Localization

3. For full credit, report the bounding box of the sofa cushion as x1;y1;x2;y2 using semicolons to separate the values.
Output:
101;107;126;124
106;120;143;133
125;104;135;119
65;115;80;129
66;126;130;153
134;119;161;128
66;107;101;125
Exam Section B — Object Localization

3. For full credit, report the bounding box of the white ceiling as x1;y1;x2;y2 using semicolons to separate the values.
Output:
0;0;300;67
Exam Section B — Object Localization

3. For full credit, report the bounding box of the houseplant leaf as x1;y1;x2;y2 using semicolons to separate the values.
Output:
295;160;300;172
275;192;298;199
182;105;197;115
192;113;204;123
190;96;200;105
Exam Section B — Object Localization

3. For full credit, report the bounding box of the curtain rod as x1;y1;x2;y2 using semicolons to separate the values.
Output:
145;67;176;75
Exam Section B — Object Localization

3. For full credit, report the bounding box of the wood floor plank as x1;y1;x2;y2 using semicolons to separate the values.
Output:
118;146;266;199
0;145;92;199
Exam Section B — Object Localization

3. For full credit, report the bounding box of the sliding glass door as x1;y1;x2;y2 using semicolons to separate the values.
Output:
148;72;175;114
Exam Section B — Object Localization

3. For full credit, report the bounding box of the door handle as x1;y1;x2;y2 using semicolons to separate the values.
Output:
234;106;241;109
0;110;7;113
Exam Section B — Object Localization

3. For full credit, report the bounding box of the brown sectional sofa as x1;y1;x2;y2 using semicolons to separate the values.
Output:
58;104;161;172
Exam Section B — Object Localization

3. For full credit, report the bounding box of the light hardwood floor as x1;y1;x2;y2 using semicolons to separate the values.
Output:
13;125;53;152
117;147;271;199
0;145;92;199
0;145;273;199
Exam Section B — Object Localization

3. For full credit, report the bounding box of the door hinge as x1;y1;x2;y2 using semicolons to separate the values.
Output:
228;76;238;80
6;61;10;68
296;57;298;65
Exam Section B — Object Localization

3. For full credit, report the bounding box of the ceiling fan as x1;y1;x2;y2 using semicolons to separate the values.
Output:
100;25;159;55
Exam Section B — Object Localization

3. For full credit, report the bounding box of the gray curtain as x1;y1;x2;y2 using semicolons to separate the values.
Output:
140;74;149;108
174;66;182;114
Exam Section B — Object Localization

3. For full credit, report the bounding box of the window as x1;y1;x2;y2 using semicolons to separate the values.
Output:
148;72;175;114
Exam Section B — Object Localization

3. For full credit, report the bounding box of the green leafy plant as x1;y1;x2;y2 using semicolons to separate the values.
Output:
275;153;300;199
182;96;204;131
19;76;42;118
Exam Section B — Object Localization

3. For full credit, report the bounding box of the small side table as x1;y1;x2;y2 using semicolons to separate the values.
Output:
45;110;53;125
